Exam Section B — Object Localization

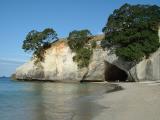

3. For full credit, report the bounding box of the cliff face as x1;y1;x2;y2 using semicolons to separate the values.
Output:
159;28;160;42
104;47;160;81
15;30;160;82
104;28;160;81
15;40;106;82
130;49;160;81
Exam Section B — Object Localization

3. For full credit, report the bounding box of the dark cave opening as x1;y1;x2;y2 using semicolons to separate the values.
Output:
105;62;128;82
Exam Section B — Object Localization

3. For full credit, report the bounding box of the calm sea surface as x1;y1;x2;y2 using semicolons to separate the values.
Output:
0;78;114;120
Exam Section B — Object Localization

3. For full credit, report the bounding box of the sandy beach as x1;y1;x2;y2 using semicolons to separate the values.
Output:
94;81;160;120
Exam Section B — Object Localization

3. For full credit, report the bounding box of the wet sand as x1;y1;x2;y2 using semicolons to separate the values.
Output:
94;81;160;120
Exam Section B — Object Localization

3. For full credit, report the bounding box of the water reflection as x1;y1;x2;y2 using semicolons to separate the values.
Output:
0;79;110;120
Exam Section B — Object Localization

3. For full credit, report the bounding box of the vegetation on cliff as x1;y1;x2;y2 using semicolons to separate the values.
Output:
21;3;160;66
91;40;97;48
22;28;58;63
67;29;93;68
101;4;160;62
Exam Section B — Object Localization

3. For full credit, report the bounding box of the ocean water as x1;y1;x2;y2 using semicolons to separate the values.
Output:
0;78;114;120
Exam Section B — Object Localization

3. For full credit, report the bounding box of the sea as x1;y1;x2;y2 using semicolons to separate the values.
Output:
0;77;116;120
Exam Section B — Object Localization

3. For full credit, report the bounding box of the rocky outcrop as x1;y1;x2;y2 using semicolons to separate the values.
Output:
104;47;160;81
15;30;160;82
15;40;106;82
104;28;160;81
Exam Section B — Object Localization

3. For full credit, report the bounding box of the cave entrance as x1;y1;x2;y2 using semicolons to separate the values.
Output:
105;62;128;82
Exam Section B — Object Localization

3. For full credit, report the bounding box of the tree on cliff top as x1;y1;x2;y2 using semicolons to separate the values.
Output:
22;28;58;63
68;29;92;51
101;3;160;62
67;29;93;68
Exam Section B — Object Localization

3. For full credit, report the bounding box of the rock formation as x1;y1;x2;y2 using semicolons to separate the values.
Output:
15;30;160;82
104;28;160;81
15;39;106;82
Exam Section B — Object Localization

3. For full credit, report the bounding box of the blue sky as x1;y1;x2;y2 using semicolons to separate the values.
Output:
0;0;160;76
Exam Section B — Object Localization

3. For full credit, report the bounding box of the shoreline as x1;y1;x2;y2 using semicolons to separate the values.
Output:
13;78;107;83
93;82;160;120
9;77;160;119
13;78;124;92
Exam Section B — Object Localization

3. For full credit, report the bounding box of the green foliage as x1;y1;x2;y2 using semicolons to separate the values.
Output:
101;3;160;62
68;29;92;51
22;28;58;63
116;43;144;61
91;41;97;48
68;29;93;68
73;48;93;68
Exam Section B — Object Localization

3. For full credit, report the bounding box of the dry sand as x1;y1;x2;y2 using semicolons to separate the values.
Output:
93;81;160;120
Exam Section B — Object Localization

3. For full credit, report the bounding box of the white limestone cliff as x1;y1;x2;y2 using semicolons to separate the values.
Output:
15;40;105;82
15;30;160;82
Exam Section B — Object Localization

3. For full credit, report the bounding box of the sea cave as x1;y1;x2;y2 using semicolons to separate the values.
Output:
105;61;128;82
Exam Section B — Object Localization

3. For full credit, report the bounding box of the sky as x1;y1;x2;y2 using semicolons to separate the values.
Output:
0;0;160;76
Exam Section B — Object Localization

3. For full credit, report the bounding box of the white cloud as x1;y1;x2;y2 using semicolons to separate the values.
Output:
0;58;26;65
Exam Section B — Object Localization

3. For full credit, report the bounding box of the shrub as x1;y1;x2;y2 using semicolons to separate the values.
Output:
68;29;93;68
73;48;93;68
91;41;97;48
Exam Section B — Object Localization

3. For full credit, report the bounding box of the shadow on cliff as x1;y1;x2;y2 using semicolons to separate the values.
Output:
104;61;128;82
